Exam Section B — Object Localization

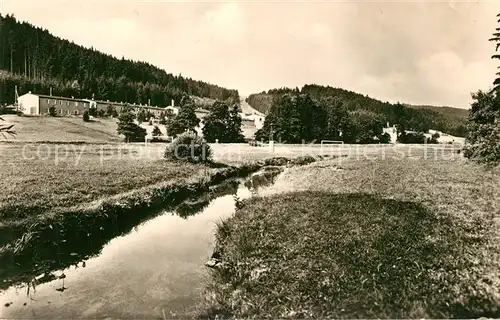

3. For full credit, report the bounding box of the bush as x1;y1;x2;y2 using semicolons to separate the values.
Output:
106;105;118;117
152;125;162;137
290;155;317;166
379;132;391;144
150;136;172;143
96;109;106;117
83;110;90;122
397;131;426;144
48;106;57;117
164;131;212;163
88;107;97;117
427;132;440;144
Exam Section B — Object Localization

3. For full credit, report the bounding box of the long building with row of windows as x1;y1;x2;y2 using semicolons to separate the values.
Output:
17;92;265;132
17;92;180;117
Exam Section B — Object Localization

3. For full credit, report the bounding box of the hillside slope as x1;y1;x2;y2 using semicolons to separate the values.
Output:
0;115;122;142
246;85;468;137
240;96;264;115
0;14;238;106
1;114;258;142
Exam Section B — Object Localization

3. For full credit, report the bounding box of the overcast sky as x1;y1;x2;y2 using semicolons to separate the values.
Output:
1;0;499;108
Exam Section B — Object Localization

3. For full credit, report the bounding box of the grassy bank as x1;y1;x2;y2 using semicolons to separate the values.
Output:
0;140;316;289
0;164;257;290
0;143;214;220
204;157;500;318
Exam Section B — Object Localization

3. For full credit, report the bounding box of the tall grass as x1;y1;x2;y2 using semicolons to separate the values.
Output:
204;192;499;319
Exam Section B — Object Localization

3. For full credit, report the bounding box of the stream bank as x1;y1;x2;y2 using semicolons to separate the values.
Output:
1;164;287;319
0;156;318;290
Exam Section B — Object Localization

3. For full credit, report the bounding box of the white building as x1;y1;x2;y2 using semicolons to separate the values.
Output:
241;111;265;130
383;126;398;143
18;92;90;115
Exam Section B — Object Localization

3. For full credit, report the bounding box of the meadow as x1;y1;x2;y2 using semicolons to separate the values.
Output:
0;141;464;222
0;143;213;220
0;139;470;292
0;139;324;289
0;114;122;142
204;152;500;318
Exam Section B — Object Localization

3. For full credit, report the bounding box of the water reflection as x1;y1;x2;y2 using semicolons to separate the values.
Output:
1;167;283;319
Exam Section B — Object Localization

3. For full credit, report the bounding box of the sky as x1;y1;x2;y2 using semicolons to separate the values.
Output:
1;0;500;109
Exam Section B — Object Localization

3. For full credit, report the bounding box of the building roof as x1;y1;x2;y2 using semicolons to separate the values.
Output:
22;93;88;103
195;108;210;114
94;100;131;106
23;93;210;114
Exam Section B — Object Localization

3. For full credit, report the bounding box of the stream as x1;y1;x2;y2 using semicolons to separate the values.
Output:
0;167;284;319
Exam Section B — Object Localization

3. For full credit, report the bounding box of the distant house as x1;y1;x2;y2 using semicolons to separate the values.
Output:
383;126;398;143
241;111;265;130
18;92;90;116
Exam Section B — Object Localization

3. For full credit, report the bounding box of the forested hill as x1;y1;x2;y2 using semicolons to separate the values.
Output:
246;84;468;137
0;14;239;106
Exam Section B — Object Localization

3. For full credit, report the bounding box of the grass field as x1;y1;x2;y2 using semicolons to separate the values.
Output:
204;155;500;318
1;114;259;142
0;142;464;221
0;140;321;289
1;114;122;142
0;143;215;220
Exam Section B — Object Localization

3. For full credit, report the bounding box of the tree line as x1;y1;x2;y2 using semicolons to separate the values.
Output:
254;93;390;144
247;84;467;138
252;90;442;144
115;96;244;143
0;14;239;106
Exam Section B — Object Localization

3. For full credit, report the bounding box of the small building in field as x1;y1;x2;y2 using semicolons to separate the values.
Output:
241;111;265;130
18;92;90;116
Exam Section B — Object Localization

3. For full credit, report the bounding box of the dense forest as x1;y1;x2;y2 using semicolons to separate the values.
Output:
0;14;239;106
247;85;467;137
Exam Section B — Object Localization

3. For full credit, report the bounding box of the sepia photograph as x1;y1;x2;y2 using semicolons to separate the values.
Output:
0;0;499;318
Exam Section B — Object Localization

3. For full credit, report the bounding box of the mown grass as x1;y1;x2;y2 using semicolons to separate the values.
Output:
0;143;213;220
0;114;121;142
204;156;500;319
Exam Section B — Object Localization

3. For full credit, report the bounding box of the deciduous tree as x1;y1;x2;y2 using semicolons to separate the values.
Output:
202;101;244;143
464;14;500;164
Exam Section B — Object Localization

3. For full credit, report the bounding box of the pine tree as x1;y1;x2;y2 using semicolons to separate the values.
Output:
166;96;200;138
0;15;240;106
137;108;148;123
83;110;90;122
489;13;500;92
117;110;146;142
152;125;162;137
